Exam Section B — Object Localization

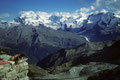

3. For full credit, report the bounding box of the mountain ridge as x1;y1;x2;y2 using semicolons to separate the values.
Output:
0;24;86;64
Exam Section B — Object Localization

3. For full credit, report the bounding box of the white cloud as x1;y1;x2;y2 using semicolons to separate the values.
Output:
115;11;120;15
72;5;95;23
90;6;95;10
94;0;120;12
79;6;95;13
96;0;101;7
80;8;90;12
74;0;120;19
37;11;51;17
17;11;74;28
94;0;120;16
0;13;10;18
114;11;120;18
100;9;108;13
14;0;120;29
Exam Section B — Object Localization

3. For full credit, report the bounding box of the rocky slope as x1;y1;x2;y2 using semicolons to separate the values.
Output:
0;24;86;64
87;66;120;80
77;12;120;41
37;62;118;80
36;39;120;80
37;40;113;69
0;11;120;80
28;64;49;80
14;12;120;42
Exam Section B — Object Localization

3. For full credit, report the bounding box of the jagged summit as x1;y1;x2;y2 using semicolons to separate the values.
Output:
0;12;120;42
13;12;120;31
77;12;120;41
13;11;86;29
80;12;119;30
0;24;86;64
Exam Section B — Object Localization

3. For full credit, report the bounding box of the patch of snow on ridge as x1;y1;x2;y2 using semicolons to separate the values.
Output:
14;11;120;31
14;11;89;29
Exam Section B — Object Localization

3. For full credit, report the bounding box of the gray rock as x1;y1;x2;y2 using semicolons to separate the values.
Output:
0;25;86;63
38;62;118;80
0;53;29;80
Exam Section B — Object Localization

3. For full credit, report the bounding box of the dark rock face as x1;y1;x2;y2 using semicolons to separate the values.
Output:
37;41;113;69
87;66;120;80
57;12;120;42
69;62;118;80
28;64;48;80
44;40;120;68
36;40;120;80
79;24;120;41
0;24;86;64
77;13;120;42
35;62;118;80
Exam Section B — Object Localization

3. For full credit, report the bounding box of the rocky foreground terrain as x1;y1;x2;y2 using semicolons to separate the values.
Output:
0;38;120;80
0;24;86;64
0;12;120;80
0;49;29;80
31;39;120;80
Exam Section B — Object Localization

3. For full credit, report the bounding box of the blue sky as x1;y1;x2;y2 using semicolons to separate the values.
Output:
0;0;95;20
0;0;120;21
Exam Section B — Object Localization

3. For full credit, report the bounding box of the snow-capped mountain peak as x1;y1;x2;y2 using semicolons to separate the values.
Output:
81;12;120;30
14;11;120;32
0;20;20;28
14;11;87;30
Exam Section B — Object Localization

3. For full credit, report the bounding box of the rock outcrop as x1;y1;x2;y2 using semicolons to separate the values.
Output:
37;41;113;69
0;24;86;64
28;64;48;80
78;12;120;41
0;49;29;80
35;62;118;80
36;40;120;80
88;66;120;80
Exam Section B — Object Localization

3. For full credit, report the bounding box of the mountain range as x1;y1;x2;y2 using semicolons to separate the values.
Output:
35;39;120;80
0;11;120;80
13;12;120;41
0;12;120;63
13;12;119;30
0;23;86;64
